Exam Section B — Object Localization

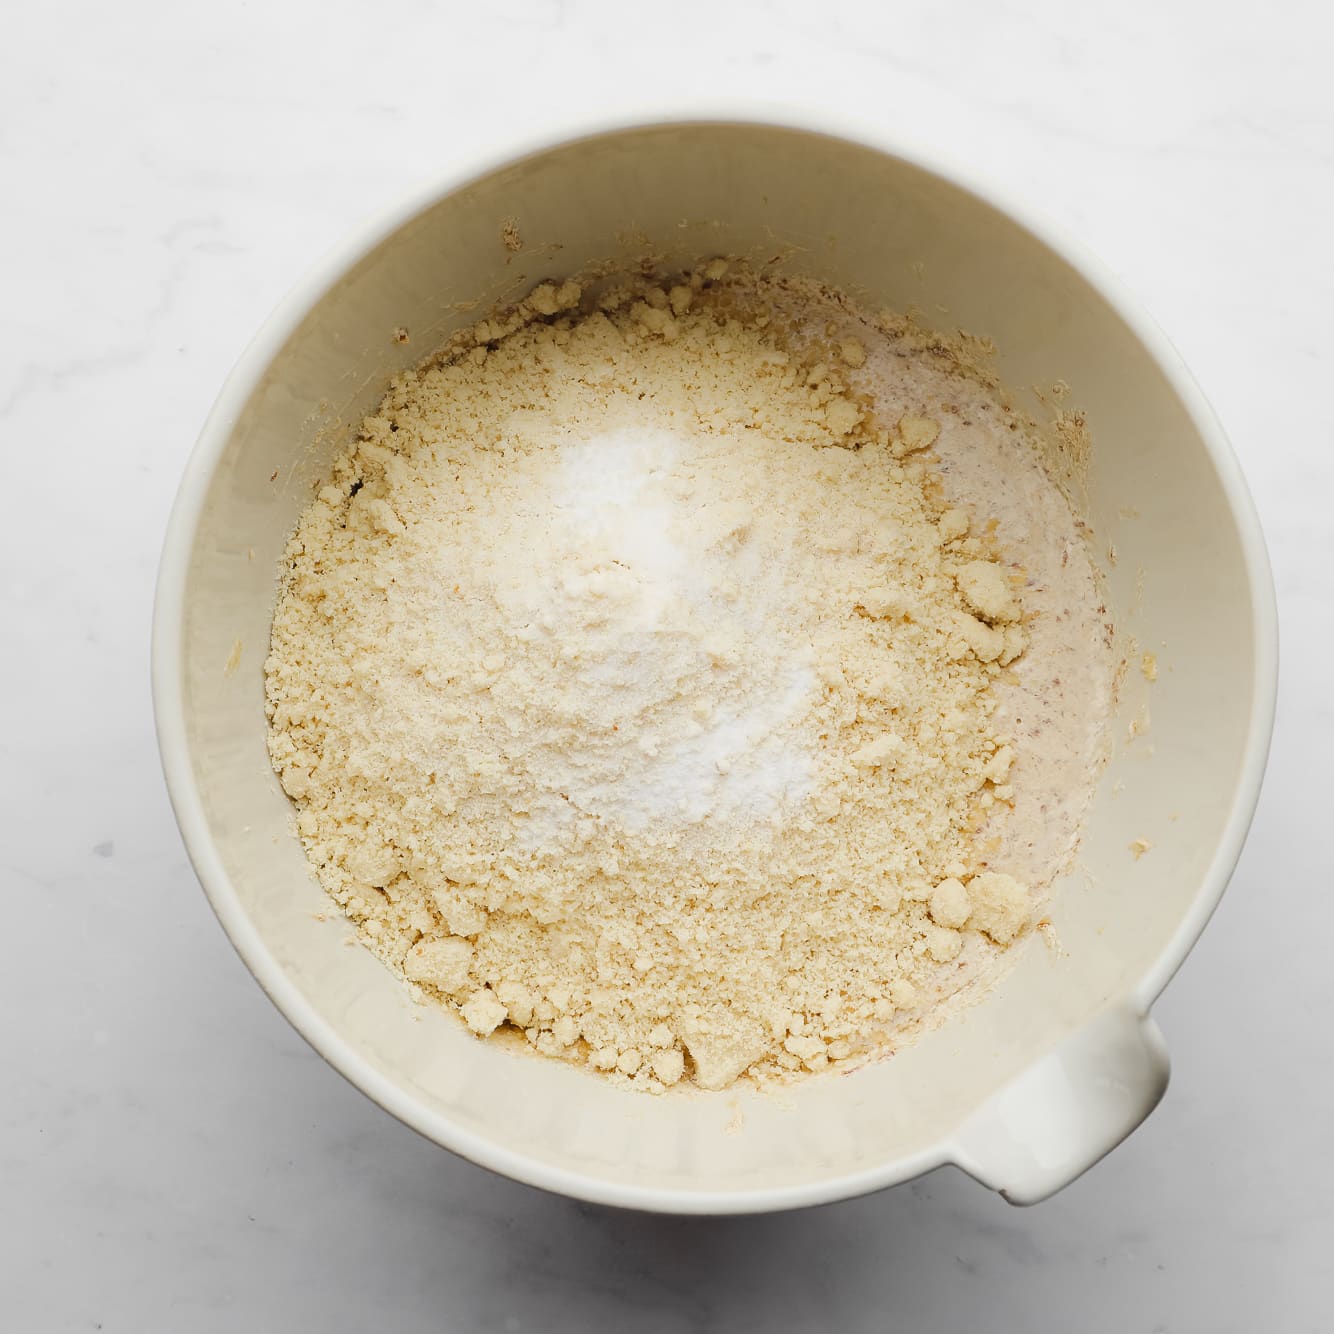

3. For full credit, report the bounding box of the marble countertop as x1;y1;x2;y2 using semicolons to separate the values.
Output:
4;0;1329;1328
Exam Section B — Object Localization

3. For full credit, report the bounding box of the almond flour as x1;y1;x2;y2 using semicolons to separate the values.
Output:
265;263;1112;1091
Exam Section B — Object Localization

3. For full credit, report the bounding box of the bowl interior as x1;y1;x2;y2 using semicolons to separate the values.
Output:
164;121;1263;1207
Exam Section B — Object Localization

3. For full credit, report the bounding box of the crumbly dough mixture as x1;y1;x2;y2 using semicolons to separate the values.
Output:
266;262;1108;1091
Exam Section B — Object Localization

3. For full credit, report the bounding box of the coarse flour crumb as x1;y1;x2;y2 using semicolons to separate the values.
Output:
265;263;1112;1091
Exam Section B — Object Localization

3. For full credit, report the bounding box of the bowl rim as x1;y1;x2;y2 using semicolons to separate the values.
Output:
152;101;1279;1215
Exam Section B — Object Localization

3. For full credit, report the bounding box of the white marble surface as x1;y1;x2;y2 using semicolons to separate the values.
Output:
3;0;1330;1328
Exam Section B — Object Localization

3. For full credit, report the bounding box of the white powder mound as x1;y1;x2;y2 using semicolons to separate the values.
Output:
265;263;1111;1092
486;425;815;845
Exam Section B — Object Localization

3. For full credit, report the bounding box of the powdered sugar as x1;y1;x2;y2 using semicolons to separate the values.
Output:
482;424;816;846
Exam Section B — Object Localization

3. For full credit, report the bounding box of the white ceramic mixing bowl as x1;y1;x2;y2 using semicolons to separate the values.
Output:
153;110;1276;1212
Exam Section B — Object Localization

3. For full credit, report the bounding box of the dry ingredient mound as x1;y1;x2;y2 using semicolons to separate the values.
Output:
266;263;1047;1092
